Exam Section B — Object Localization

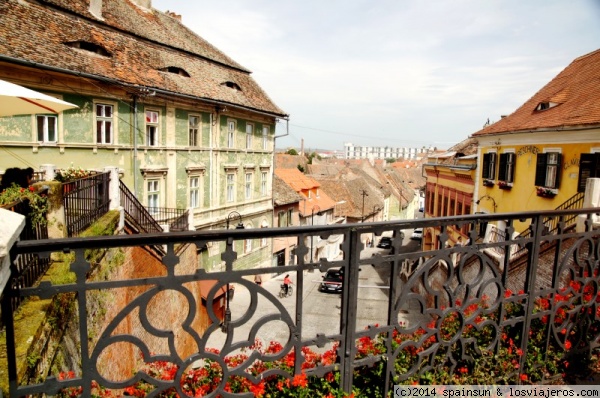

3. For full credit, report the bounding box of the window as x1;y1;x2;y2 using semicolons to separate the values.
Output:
535;152;562;189
278;211;285;227
36;115;57;143
261;172;268;196
244;235;252;254
577;153;600;193
246;123;253;149
189;176;200;208
287;209;293;226
146;110;159;146
226;173;235;202
498;152;515;183
227;120;235;148
245;173;253;199
482;152;497;180
147;180;159;209
262;126;269;150
96;104;113;144
189;116;200;147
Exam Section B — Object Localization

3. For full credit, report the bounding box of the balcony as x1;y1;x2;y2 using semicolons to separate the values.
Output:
1;208;600;396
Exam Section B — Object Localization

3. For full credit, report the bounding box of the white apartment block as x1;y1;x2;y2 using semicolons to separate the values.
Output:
343;143;425;160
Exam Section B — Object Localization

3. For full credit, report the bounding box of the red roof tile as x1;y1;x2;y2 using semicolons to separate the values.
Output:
472;48;600;136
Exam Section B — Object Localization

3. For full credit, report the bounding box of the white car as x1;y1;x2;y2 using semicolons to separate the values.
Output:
411;229;422;240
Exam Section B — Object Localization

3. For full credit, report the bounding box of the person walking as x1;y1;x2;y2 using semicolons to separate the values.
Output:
283;274;293;295
254;274;262;285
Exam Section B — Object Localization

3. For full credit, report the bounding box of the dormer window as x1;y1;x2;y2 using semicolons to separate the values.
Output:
535;101;558;111
222;81;242;91
65;41;110;57
160;66;190;77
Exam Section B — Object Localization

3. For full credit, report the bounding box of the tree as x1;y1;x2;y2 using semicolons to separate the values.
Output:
286;148;298;155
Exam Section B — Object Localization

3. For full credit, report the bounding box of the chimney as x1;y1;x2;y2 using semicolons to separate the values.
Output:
89;0;102;18
165;10;182;21
300;139;304;157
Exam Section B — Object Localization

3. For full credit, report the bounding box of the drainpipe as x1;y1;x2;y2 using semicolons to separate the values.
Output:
133;95;139;196
209;111;215;225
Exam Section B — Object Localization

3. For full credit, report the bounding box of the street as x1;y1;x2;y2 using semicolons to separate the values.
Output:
205;228;422;354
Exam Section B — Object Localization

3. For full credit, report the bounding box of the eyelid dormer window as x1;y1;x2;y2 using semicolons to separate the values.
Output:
222;81;242;91
65;41;110;57
160;66;190;77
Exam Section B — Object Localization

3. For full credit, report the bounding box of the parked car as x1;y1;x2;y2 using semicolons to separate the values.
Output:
319;267;344;293
376;236;393;249
411;228;423;240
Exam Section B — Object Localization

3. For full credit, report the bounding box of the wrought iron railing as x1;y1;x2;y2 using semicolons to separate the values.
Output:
119;180;163;234
63;172;111;236
0;190;49;320
3;208;600;397
145;207;189;232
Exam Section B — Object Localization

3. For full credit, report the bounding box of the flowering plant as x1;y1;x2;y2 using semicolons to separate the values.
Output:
483;179;495;187
54;167;95;183
537;187;558;197
0;184;49;227
498;181;513;189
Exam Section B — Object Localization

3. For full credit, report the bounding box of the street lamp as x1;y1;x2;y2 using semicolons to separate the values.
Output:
222;211;244;332
310;205;321;262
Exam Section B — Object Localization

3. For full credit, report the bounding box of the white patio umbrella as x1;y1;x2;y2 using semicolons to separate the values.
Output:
0;78;78;116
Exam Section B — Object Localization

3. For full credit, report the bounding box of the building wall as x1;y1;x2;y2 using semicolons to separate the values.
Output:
475;134;600;233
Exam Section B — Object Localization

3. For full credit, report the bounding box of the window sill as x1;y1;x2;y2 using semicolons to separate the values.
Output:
536;187;558;198
482;179;495;187
498;182;513;190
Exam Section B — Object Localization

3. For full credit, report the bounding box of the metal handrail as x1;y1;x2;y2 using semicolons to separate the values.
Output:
4;207;600;396
119;180;163;234
63;172;111;236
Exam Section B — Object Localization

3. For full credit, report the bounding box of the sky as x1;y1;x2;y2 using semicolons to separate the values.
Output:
153;0;600;152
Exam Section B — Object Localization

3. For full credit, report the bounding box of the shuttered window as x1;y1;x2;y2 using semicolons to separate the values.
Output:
535;152;561;189
482;153;497;180
498;153;515;183
577;153;600;193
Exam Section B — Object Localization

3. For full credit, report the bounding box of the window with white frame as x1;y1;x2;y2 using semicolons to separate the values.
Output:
146;110;159;146
189;176;200;208
227;120;235;148
535;151;562;189
189;115;200;147
147;179;160;209
482;152;497;180
287;209;293;226
96;104;113;144
262;126;269;150
246;123;253;149
260;221;268;247
261;172;268;196
277;211;285;227
245;173;253;199
226;173;235;202
36;115;57;143
498;152;515;183
244;231;252;254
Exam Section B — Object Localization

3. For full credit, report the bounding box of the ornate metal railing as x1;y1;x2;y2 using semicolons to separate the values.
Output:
119;180;163;234
63;172;111;236
146;207;189;232
0;190;50;323
2;208;600;397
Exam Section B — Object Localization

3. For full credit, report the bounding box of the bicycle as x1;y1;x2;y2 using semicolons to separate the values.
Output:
279;284;293;298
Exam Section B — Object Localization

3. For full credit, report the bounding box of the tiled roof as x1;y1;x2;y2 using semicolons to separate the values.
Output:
472;48;600;136
273;175;303;206
275;168;319;191
0;0;286;116
274;154;309;170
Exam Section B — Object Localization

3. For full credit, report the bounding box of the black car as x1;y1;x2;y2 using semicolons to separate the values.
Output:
319;267;344;293
376;236;393;249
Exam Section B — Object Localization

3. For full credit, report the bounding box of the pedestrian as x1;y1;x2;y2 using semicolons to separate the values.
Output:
254;274;262;285
283;274;293;295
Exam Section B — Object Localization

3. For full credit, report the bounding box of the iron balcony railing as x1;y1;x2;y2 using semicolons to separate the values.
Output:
145;207;189;232
119;180;163;234
0;190;49;321
3;208;600;397
63;172;111;236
